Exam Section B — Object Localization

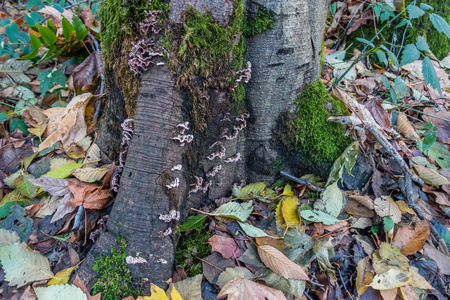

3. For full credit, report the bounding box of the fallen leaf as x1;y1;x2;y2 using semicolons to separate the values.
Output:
72;166;110;183
322;181;344;217
257;245;308;281
217;278;287;300
278;196;300;228
51;193;76;223
70;51;103;91
72;274;102;300
68;181;111;209
210;201;253;222
365;97;391;132
29;177;70;196
392;220;430;255
299;210;341;225
344;198;375;218
34;284;87;300
399;285;419;300
396;112;420;140
208;235;243;259
0;228;20;246
237;221;268;237
137;283;169;300
216;267;253;288
255;236;285;253
172;274;202;300
35;195;61;218
374;196;402;223
423;244;450;275
409;266;434;290
370;269;413;290
48;267;74;285
413;164;450;186
356;256;373;296
379;288;398;300
0;242;53;287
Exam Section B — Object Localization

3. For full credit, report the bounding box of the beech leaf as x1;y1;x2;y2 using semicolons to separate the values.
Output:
299;210;341;225
218;278;287;300
210;201;252;222
370;269;413;290
29;177;70;196
172;274;202;300
216;267;253;288
392;220;430;255
48;267;74;285
322;181;343;217
238;221;268;237
0;229;20;247
413;164;450;186
0;242;54;287
35;284;87;300
71;166;110;183
257;245;309;281
237;182;267;200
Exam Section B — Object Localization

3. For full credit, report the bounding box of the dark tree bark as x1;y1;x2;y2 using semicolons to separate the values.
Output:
77;0;331;291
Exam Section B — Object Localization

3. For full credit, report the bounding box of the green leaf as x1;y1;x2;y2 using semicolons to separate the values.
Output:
237;182;267;200
62;17;75;42
430;13;450;38
25;11;43;26
299;210;341;225
420;3;433;10
0;202;23;219
238;221;268;237
92;2;100;15
9;118;28;135
179;215;206;232
376;51;388;66
5;23;19;44
29;33;41;50
0;242;53;288
394;77;407;95
14;174;38;198
326;141;359;186
383;216;394;232
407;5;425;19
401;44;420;65
356;38;374;48
422;131;436;152
37;25;57;46
0;112;8;122
72;16;87;42
0;204;33;242
26;0;45;10
37;68;67;97
322;181;343;217
423;122;434;130
381;75;390;89
0;19;11;27
380;45;399;66
20;49;39;60
42;163;83;179
211;201;253;222
47;20;57;33
422;56;441;92
432;221;450;246
416;36;429;51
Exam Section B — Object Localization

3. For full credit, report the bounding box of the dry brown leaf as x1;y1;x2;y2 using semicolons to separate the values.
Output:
374;196;402;223
257;245;308;281
72;166;109;183
68;181;111;209
364;97;391;133
356;256;373;296
379;288;398;300
217;278;287;300
322;221;349;234
70;52;103;91
396;112;420;140
392;220;430;255
73;274;102;300
255;236;285;253
347;195;375;209
430;191;450;206
399;285;419;300
344;198;375;218
413;164;450;186
395;200;415;215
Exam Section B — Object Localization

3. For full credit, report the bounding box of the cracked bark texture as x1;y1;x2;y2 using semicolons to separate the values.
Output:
77;0;330;292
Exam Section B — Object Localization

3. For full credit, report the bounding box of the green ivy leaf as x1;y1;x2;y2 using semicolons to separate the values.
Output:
62;17;75;42
9;118;28;135
422;131;437;152
422;56;441;93
29;33;41;50
407;5;425;19
5;23;20;44
383;216;394;232
180;215;207;232
416;36;429;51
429;13;450;38
37;25;57;46
401;44;420;65
72;16;87;42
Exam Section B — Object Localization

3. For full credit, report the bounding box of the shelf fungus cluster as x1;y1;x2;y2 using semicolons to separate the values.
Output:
189;176;212;195
111;119;134;193
128;39;163;76
172;122;194;146
234;61;252;88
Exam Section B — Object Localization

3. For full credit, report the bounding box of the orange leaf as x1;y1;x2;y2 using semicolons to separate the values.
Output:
392;220;430;255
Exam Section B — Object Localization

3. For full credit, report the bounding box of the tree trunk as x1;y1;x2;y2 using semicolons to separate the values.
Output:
77;0;330;291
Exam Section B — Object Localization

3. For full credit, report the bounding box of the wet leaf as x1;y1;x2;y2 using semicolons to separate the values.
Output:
322;181;343;217
397;112;420;140
326;141;359;186
238;221;268;237
257;245;308;280
0;242;53;287
180;215;206;232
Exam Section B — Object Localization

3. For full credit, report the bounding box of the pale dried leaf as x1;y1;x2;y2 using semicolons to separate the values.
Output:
396;112;420;140
218;278;287;300
374;196;402;223
29;177;69;196
423;244;450;275
257;245;308;280
50;158;77;170
172;274;202;300
83;143;101;167
34;284;87;300
51;193;75;223
413;164;450;186
356;256;372;296
370;269;412;290
399;285;419;300
35;195;61;218
379;288;398;300
72;166;109;183
409;266;434;290
0;229;20;247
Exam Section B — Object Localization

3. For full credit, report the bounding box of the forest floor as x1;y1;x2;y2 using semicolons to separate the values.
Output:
0;1;449;300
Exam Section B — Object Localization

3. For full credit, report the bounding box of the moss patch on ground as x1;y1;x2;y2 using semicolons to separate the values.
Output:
242;5;275;37
286;80;352;166
91;237;141;300
175;227;212;277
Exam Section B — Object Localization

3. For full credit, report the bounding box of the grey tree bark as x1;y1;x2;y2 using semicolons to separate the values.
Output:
77;0;331;292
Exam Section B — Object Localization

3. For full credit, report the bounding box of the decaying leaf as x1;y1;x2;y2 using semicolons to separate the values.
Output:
208;235;243;259
413;164;450;186
257;245;308;281
29;177;70;196
35;195;61;218
370;268;413;290
218;278;287;300
392;220;430;255
276;196;300;228
423;244;450;276
236;182;267;200
34;284;87;300
0;229;21;246
216;267;253;288
326;141;359;186
0;242;54;287
396;112;420;140
68;181;110;209
299;210;341;225
172;274;202;300
356;256;373;296
210;201;253;222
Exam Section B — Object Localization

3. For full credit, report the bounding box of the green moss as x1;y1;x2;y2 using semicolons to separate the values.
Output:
175;227;212;277
171;0;246;133
287;80;352;166
92;237;141;300
242;6;276;37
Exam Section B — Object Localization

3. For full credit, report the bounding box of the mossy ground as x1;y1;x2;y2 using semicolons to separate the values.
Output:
286;80;352;166
92;237;141;300
346;0;450;61
175;227;212;277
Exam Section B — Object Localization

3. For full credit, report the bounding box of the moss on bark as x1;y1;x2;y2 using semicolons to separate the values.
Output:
286;80;352;166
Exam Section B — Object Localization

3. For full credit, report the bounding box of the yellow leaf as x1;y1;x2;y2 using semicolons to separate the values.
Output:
356;257;372;296
409;266;434;290
71;166;110;183
413;164;450;186
275;200;285;228
137;283;169;300
48;267;74;285
281;196;300;228
281;184;294;196
169;285;183;300
370;269;413;290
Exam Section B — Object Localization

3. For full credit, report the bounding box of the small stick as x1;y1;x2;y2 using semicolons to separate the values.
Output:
280;171;324;193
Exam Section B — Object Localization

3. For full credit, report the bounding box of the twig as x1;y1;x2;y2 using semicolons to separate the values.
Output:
280;171;325;193
196;257;224;272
